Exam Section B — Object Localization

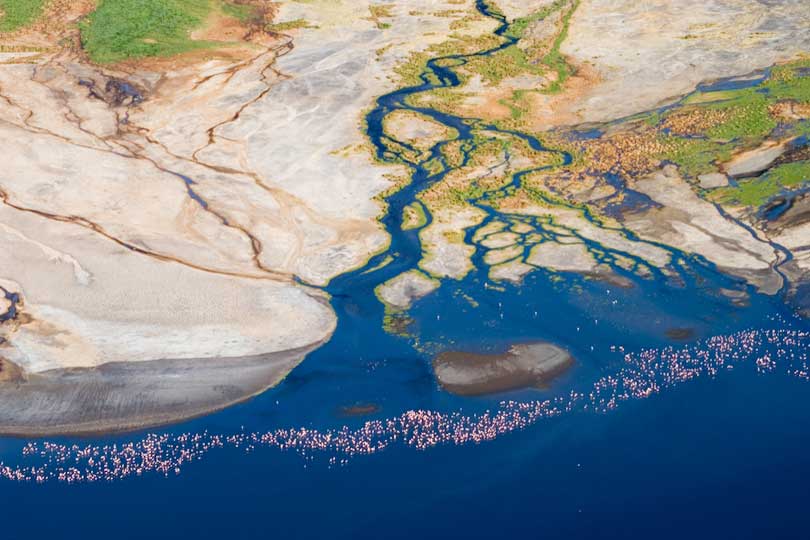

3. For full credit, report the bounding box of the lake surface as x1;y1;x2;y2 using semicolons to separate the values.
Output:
2;2;810;537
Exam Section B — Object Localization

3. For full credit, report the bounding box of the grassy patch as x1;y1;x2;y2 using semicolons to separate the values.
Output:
541;0;578;93
80;0;216;63
221;1;255;22
0;0;47;32
652;60;810;178
402;202;428;231
465;0;577;90
765;60;810;102
714;178;781;207
704;91;777;141
394;34;500;87
713;160;810;207
466;43;541;86
659;138;733;177
768;160;810;188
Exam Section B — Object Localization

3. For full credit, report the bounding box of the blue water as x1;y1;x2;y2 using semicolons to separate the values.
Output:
0;286;19;323
2;2;810;537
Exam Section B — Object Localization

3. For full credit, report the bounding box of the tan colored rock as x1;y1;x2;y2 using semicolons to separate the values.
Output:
376;270;439;310
723;139;791;178
698;172;730;189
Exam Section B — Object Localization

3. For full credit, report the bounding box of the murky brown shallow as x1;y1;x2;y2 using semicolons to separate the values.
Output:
433;342;574;396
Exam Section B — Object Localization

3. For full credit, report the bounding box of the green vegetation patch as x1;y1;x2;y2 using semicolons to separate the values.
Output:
713;160;810;207
80;0;216;63
651;60;810;180
540;0;578;93
768;160;810;187
705;90;777;141
0;0;47;33
395;35;501;87
266;18;312;32
713;178;781;208
402;202;428;231
765;61;810;102
465;0;578;90
466;43;541;86
222;1;255;22
659;138;733;178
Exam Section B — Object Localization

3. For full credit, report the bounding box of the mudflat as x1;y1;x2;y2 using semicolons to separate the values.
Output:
433;343;574;396
0;342;324;436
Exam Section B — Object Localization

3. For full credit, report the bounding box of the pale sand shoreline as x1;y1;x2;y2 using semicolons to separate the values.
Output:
0;340;327;437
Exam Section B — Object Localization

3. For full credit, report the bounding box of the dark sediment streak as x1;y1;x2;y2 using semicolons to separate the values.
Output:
0;342;325;437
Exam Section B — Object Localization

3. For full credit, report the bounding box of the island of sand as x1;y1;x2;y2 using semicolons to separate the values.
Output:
434;343;574;396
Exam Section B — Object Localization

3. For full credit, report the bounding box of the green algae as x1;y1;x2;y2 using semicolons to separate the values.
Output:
704;91;777;141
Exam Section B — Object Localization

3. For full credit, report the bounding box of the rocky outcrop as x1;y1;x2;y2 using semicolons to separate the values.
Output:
724;139;791;179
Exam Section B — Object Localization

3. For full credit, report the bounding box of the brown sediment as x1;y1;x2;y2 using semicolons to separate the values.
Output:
660;107;731;136
577;127;669;178
430;54;602;130
665;327;697;341
764;193;810;233
433;342;574;396
0;356;24;383
769;100;810;121
590;271;635;289
339;403;381;417
769;142;810;170
525;61;602;128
